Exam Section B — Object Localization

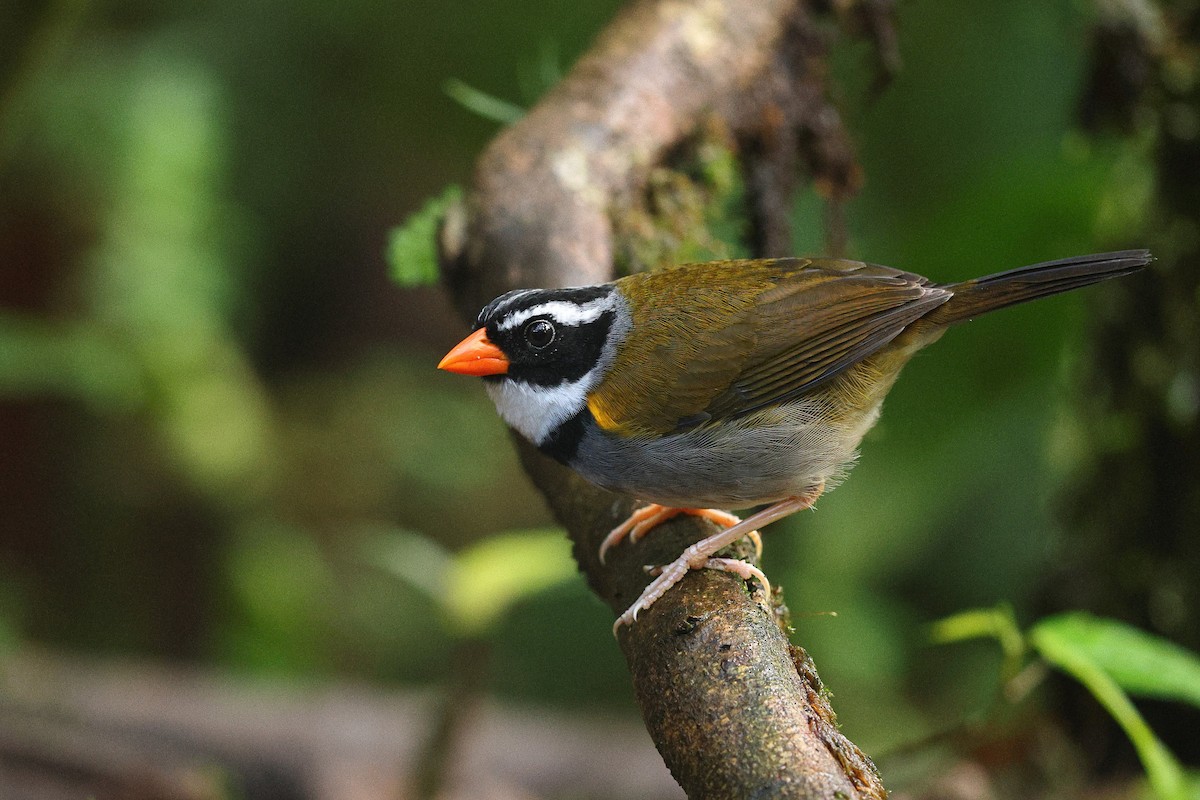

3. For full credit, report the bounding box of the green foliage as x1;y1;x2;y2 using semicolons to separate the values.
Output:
387;185;462;288
445;528;576;634
224;523;339;673
1031;613;1200;710
695;133;749;260
0;315;143;409
929;603;1025;681
933;606;1200;800
444;37;563;124
1031;617;1189;800
368;526;577;637
443;79;525;125
515;39;565;107
613;133;749;273
2;0;1191;783
0;0;90;170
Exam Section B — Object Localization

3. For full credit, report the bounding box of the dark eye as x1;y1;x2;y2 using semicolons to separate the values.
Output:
523;319;555;349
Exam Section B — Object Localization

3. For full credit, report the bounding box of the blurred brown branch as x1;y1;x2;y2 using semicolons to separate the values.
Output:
0;649;683;800
437;0;887;797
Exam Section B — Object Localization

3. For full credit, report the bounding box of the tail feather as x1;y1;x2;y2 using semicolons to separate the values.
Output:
925;249;1151;326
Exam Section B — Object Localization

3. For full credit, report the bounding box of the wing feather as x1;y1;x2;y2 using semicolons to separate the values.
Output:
588;258;948;435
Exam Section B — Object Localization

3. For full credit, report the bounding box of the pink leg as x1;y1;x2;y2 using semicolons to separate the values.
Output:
690;510;763;561
599;505;762;564
612;488;823;635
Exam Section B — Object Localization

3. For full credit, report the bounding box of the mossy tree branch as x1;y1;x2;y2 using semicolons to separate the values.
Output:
437;1;888;797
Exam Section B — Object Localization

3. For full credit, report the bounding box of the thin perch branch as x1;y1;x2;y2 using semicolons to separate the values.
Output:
438;0;887;797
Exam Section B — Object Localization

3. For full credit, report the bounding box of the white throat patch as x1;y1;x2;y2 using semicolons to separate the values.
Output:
483;286;629;448
485;367;599;445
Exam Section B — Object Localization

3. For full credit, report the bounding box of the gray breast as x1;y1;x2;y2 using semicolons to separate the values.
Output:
571;397;872;508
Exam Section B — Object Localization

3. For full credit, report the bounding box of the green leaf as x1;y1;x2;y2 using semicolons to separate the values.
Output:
1031;616;1189;800
366;527;577;637
445;528;576;636
1032;613;1200;709
387;185;462;288
443;78;525;124
930;604;1025;657
929;603;1026;681
363;526;455;602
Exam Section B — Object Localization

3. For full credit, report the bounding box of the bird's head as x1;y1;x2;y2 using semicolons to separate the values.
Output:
438;284;629;446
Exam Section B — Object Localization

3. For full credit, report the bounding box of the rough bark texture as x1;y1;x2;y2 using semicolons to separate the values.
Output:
438;1;888;797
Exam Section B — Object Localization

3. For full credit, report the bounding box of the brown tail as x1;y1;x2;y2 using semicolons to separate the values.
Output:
925;250;1151;326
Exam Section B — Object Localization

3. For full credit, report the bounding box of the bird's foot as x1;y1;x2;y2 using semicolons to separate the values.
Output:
612;489;823;635
599;505;762;564
611;529;768;636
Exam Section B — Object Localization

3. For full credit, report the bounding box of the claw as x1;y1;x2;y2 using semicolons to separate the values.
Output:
612;486;825;635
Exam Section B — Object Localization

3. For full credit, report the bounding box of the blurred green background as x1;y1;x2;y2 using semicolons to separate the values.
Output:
0;0;1180;771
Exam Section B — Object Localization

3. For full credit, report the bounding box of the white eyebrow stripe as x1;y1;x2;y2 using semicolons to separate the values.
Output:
496;296;613;331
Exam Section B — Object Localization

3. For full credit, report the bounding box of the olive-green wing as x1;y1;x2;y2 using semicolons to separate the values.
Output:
703;259;949;420
586;259;948;436
586;262;764;436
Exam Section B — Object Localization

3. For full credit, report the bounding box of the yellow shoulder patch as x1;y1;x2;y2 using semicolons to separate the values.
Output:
587;393;627;434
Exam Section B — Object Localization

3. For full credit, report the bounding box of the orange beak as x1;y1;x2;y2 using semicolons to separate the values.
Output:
437;328;510;376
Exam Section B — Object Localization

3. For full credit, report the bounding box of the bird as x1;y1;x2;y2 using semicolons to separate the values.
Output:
438;251;1150;633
